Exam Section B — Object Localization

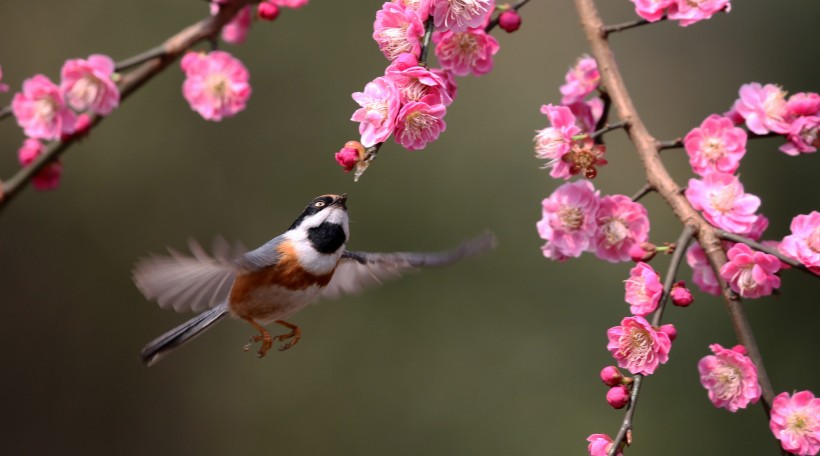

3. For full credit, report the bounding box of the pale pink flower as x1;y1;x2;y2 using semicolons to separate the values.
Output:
780;211;820;275
594;195;651;263
393;0;433;20
536;180;600;261
685;172;761;236
385;53;453;106
786;92;820;118
624;262;663;316
270;0;309;8
567;97;604;133
719;243;781;298
698;343;761;412
630;0;674;22
685;114;747;176
587;434;623;456
534;104;581;179
560;55;600;105
770;391;820;456
12;74;76;140
733;83;791;135
373;3;425;61
211;4;253;44
432;0;494;33
0;65;8;92
686;243;721;296
180;51;251;121
433;28;500;77
393;94;446;150
667;0;730;27
18;138;63;191
351;76;401;147
780;116;819;156
606;316;673;375
60;54;120;115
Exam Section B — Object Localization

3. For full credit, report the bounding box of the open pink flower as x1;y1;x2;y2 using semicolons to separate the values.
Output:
393;94;446;150
534;104;581;179
607;316;673;375
786;92;820;119
780;116;819;156
351;76;401;147
60;54;120;115
667;0;729;27
18;138;63;191
733;83;791;135
0;65;8;92
12;74;76;140
567;97;604;133
594;195;650;263
373;2;425;61
698;343;761;412
625;262;663;316
180;51;251;121
587;434;623;456
685;172;761;236
780;211;820;275
770;391;820;456
432;0;494;33
719;243;781;298
433;28;499;77
386;53;453;106
536;180;600;261
630;0;674;22
560;55;600;105
393;0;433;20
686;243;721;296
685;114;747;176
431;67;458;101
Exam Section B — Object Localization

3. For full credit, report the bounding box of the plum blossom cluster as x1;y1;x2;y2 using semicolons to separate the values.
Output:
629;0;731;27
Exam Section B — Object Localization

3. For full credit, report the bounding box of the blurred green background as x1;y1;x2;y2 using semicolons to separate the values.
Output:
0;1;817;454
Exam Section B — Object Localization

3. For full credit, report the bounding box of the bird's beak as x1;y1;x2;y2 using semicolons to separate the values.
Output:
333;193;348;209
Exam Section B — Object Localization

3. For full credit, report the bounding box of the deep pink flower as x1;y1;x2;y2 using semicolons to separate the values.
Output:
433;28;499;77
567;97;604;133
12;74;76;140
385;53;453;106
61;113;92;142
607;385;631;409
670;281;694;306
536;180;600;261
685;114;747;176
431;67;458;101
180;51;251;121
719;243;781;298
624;262;663;316
393;94;446;150
393;0;433;20
534;104;582;179
0;65;8;92
18;138;63;191
780;116;819;156
594;195;651;263
685;172;761;236
498;10;522;32
269;0;308;8
780;211;820;275
351;76;401;147
770;391;820;456
698;343;761;412
686;243;721;296
335;141;364;173
373;2;425;61
587;434;623;456
629;242;656;262
560;55;600;105
667;0;730;27
212;4;253;44
60;54;120;115
733;83;791;135
786;92;820;119
600;366;625;387
432;0;494;33
606;316;673;375
629;0;674;22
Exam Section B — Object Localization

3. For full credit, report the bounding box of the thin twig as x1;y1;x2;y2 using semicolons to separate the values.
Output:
717;229;817;276
656;138;682;150
602;16;665;37
114;45;168;72
418;17;435;67
630;182;654;202
0;105;11;122
591;120;627;139
485;0;533;32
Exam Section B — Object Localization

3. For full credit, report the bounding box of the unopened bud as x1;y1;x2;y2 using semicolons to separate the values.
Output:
498;10;521;33
257;1;280;21
670;281;694;307
600;366;624;387
606;385;630;409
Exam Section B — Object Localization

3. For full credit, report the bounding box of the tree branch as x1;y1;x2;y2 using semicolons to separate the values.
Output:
716;229;818;276
603;16;666;37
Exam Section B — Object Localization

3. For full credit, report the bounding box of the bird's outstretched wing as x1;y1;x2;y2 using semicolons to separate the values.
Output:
133;237;247;313
321;231;496;299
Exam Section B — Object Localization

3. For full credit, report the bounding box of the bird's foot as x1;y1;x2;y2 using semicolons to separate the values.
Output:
274;320;302;352
241;319;274;358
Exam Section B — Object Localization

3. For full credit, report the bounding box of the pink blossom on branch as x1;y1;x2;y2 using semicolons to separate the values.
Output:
685;172;762;236
351;76;401;147
18;138;63;191
534;104;581;179
560;55;600;105
786;92;820;118
180;51;251;121
587;434;623;456
780;211;820;275
432;0;494;33
385;53;453;106
606;316;674;375
624;262;663;316
698;343;761;412
594;195;651;263
667;0;730;27
60;54;120;116
629;0;674;22
433;27;500;77
686;243;721;296
684;114;747;176
769;390;820;456
12;74;77;140
536;179;600;261
719;243;781;298
733;82;791;135
393;0;433;20
393;94;446;150
567;97;604;133
211;4;253;44
780;116;819;156
373;2;425;61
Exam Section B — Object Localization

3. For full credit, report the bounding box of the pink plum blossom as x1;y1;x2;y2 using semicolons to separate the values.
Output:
670;281;694;306
629;0;674;22
567;97;604;133
587;434;623;456
780;211;820;275
684;114;747;176
498;10;522;32
534;104;581;179
60;54;120;115
431;67;458;101
719;243;781;298
373;2;425;61
686;243;721;296
180;51;251;121
685;172;762;236
18;138;63;191
786;92;820;118
536;180;600;261
269;0;309;8
393;94;446;150
433;28;500;77
432;0;494;33
351;76;401;147
624;262;663;316
770;391;820;456
212;4;253;44
0;65;8;92
780;116;819;156
733;83;791;135
667;0;730;27
606;316;674;375
393;0;433;20
594;195;651;263
12;74;76;140
385;53;453;106
698;343;761;412
560;55;600;105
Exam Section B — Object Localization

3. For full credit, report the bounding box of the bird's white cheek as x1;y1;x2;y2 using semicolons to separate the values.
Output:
293;242;343;275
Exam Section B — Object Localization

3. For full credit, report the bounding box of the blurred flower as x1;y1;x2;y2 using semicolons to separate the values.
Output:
373;2;425;61
180;51;251;121
733;82;790;135
684;114;747;176
536;179;600;261
560;55;599;105
566;97;604;133
587;434;623;456
624;262;662;316
686;243;721;296
594;195;650;263
685;172;762;236
780;116;818;156
667;0;730;27
212;4;253;44
0;64;9;92
769;390;820;456
351;76;401;147
60;54;120;115
18;138;63;191
432;0;494;33
780;211;820;275
433;27;499;77
698;343;761;412
786;92;820;118
393;0;433;20
606;316;673;375
257;1;280;21
270;0;309;8
629;0;674;22
719;243;781;298
12;74;76;140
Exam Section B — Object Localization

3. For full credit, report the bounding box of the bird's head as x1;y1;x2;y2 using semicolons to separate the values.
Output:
288;194;349;255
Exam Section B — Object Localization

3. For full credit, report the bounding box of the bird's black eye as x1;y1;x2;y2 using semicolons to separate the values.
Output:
314;201;326;208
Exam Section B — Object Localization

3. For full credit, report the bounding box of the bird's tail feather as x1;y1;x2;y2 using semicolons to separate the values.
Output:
140;303;229;366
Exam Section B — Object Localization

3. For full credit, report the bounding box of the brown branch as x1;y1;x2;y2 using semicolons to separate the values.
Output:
591;120;627;139
630;182;654;202
603;16;666;37
717;229;818;276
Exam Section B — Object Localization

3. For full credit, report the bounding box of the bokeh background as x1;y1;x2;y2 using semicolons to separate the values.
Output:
0;1;818;454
